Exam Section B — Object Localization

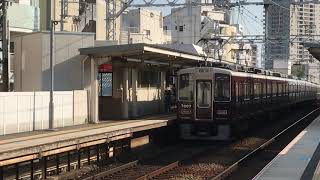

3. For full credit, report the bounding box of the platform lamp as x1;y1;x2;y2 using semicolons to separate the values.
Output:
49;20;59;130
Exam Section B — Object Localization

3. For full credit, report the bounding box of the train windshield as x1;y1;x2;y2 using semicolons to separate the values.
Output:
179;74;194;101
197;81;211;108
214;73;230;101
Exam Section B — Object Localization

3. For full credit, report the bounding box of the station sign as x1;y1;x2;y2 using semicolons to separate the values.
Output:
99;64;112;73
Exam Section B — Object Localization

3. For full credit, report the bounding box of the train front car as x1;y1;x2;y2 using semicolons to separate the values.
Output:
177;67;232;140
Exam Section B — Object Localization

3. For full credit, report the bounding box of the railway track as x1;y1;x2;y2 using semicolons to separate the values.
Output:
63;107;319;180
82;160;179;180
209;107;320;180
149;107;320;180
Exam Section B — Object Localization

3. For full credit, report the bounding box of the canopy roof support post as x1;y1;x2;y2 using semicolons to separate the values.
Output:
122;67;129;119
90;56;99;123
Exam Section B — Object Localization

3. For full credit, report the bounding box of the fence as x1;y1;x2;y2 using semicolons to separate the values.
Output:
0;90;88;135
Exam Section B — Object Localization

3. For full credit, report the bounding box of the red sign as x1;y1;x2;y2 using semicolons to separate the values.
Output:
99;64;112;73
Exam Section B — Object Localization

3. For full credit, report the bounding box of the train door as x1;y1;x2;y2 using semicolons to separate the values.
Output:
196;80;212;120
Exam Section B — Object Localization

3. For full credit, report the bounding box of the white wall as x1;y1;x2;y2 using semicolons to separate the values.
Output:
0;90;88;135
164;6;226;44
164;6;202;44
96;0;107;40
14;32;95;91
122;8;170;44
14;32;42;91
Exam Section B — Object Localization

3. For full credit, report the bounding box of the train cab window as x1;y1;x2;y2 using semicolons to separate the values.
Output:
179;74;194;101
214;73;230;101
197;81;211;108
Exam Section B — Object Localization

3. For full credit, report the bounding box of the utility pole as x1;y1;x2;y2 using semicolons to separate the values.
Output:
1;0;9;91
49;20;56;129
49;0;62;130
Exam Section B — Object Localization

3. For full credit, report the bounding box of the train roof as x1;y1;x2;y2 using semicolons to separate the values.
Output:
177;66;319;85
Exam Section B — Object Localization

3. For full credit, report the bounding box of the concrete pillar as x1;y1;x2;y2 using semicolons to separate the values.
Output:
131;68;138;118
90;57;99;123
96;0;107;40
122;67;129;119
160;71;166;113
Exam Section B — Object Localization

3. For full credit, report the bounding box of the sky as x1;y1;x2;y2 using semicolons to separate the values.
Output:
231;4;264;35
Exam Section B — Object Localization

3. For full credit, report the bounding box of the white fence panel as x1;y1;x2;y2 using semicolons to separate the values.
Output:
17;93;34;132
73;90;88;125
34;92;50;130
0;90;88;135
53;91;74;128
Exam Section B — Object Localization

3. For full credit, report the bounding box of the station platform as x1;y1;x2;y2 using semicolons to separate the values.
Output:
254;114;320;180
0;114;175;167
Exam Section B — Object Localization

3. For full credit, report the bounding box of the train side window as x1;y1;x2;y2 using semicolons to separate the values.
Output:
284;84;287;95
235;82;239;102
214;73;230;102
267;82;271;97
272;82;277;97
240;83;244;101
264;82;267;98
244;83;250;100
254;83;260;99
278;83;282;96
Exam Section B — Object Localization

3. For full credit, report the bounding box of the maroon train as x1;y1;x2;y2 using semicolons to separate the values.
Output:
177;65;320;140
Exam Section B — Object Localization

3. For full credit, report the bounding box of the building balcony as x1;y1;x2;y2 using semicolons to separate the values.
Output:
7;3;40;33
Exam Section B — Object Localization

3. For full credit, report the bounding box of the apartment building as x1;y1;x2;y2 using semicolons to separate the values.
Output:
265;0;320;82
164;6;257;66
121;8;171;44
39;0;118;41
163;5;228;44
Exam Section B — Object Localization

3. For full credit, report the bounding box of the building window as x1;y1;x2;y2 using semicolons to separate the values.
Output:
98;73;113;97
145;30;151;36
175;26;177;30
138;70;160;88
10;42;14;53
163;26;167;30
63;1;68;17
179;26;183;32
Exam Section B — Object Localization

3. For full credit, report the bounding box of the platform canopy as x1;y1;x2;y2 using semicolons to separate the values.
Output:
305;42;320;61
79;43;213;66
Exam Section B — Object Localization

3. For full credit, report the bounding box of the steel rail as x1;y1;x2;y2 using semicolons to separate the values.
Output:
136;161;179;180
83;160;139;180
209;107;320;180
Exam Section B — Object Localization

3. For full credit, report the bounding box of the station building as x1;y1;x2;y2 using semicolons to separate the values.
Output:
13;32;209;124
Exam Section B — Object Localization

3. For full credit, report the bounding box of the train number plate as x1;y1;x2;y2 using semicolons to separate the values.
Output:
181;109;192;115
216;110;227;115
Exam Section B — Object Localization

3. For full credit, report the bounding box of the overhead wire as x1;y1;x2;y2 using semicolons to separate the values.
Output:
241;11;260;34
239;9;251;35
241;5;264;23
